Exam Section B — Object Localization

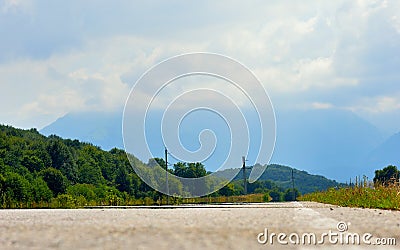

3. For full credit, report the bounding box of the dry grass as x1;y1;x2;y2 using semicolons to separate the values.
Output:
300;176;400;210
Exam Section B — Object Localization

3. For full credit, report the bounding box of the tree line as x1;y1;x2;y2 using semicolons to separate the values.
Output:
0;125;300;208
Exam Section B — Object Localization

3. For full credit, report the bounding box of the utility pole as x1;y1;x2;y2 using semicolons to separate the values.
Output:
291;168;296;201
165;148;169;205
242;156;247;195
242;156;251;195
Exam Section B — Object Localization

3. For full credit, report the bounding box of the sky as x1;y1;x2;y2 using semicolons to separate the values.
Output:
1;0;400;136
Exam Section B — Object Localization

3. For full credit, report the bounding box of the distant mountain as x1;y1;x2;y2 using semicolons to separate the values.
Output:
260;164;343;194
271;109;384;181
41;112;123;150
41;108;386;182
227;164;343;194
364;132;400;170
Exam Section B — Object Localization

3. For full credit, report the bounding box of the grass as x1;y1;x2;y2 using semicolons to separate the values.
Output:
1;193;269;209
178;193;269;205
299;176;400;210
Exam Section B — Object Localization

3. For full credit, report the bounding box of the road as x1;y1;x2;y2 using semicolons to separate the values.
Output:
0;202;399;249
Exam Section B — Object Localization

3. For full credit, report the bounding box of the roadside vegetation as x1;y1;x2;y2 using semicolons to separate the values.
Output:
300;165;400;210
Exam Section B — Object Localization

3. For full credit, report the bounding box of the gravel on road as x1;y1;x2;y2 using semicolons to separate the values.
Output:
0;202;399;250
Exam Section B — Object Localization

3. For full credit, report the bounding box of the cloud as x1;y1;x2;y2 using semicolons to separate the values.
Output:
0;0;400;133
392;15;400;33
0;43;133;128
1;0;32;13
345;93;400;134
348;95;400;114
311;102;334;110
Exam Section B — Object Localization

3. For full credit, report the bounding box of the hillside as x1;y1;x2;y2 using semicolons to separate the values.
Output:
260;164;342;194
0;124;346;207
41;109;385;181
224;164;343;194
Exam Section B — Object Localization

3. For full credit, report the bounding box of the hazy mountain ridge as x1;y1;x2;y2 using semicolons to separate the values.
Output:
41;112;124;150
271;109;385;180
222;164;342;194
364;132;400;170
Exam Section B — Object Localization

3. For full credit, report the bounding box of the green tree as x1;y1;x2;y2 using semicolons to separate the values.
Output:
22;154;45;172
47;139;78;183
76;145;106;185
187;162;207;178
149;158;166;168
55;194;76;208
67;184;96;201
77;162;104;185
4;172;31;203
173;162;187;177
269;188;283;202
0;173;6;204
115;167;132;194
218;183;237;196
284;188;300;201
373;165;399;186
40;168;68;196
173;162;207;178
31;177;53;203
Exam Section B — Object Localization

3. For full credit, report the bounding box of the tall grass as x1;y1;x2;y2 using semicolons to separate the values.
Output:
1;193;269;209
300;176;400;210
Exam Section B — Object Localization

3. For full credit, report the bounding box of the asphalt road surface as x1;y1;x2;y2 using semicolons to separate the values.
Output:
0;202;399;249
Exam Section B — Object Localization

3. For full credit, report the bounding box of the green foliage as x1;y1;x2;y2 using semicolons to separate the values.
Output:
149;158;166;168
269;188;284;202
0;173;5;193
67;184;96;201
77;162;104;185
263;193;271;202
373;165;399;186
55;194;77;208
218;183;239;196
115;167;132;194
223;164;342;194
283;188;300;201
300;173;400;210
173;162;207;178
22;154;45;172
0;124;347;208
47;138;78;183
31;177;53;203
40;167;68;196
187;162;207;178
3;172;31;203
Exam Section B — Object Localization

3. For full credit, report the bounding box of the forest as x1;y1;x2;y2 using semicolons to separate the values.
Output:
0;125;340;208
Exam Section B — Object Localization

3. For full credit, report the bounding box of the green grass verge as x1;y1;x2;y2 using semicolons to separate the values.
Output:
299;183;400;210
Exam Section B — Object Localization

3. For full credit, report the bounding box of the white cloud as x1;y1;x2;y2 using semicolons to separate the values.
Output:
1;0;32;13
0;0;399;132
253;57;358;94
391;15;400;33
294;16;318;34
348;95;400;114
346;93;400;134
311;102;334;110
